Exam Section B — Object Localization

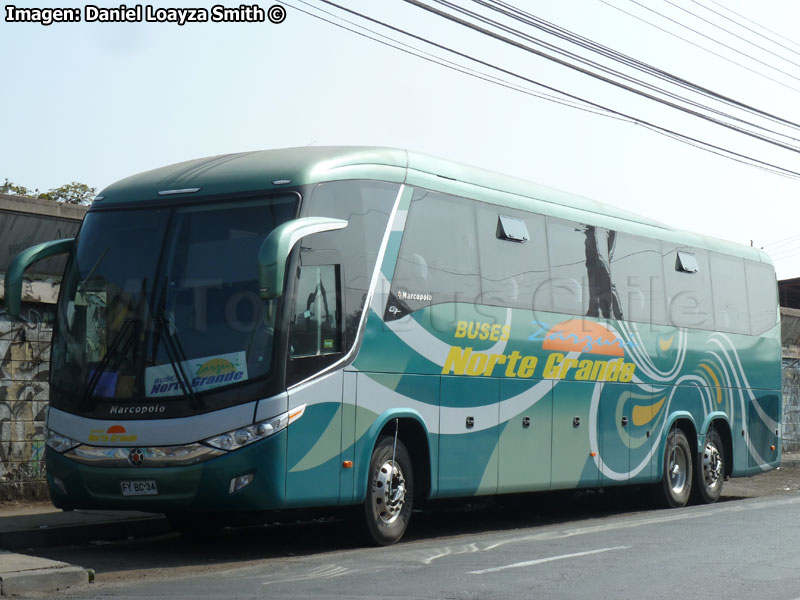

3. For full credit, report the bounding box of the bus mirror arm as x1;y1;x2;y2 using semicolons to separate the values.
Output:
4;238;75;318
258;217;347;300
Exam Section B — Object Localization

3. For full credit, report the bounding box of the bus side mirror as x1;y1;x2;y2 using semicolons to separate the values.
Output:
4;238;75;317
258;217;347;300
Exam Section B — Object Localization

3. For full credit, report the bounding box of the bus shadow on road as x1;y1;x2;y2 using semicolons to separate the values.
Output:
28;483;787;578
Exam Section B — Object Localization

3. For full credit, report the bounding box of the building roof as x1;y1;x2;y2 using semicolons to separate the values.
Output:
780;277;800;309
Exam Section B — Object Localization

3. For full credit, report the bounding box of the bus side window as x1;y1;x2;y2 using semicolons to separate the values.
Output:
746;260;778;336
609;233;667;327
662;244;714;330
302;180;397;353
709;253;750;335
289;264;342;358
387;189;480;320
476;203;550;313
546;218;600;317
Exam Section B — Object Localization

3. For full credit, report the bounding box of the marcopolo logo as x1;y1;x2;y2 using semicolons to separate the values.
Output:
88;424;138;443
109;404;166;415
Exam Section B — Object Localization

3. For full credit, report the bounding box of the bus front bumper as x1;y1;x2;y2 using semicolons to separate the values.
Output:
45;430;288;513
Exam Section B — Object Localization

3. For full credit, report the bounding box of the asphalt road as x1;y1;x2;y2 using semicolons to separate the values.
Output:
23;470;800;600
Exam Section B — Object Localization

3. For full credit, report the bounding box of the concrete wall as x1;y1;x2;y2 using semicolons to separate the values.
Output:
0;307;54;500
0;195;85;501
782;307;800;453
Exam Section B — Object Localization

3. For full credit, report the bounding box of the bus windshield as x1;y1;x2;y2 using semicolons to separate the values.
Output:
50;194;298;412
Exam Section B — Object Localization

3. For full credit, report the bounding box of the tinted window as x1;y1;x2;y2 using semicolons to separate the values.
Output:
746;261;778;335
476;203;550;312
388;189;480;318
303;180;397;350
546;218;618;318
709;253;750;334
663;245;714;329
610;233;667;325
289;264;342;357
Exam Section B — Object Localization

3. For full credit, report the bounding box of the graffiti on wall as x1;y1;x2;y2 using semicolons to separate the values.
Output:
0;310;53;499
783;360;800;453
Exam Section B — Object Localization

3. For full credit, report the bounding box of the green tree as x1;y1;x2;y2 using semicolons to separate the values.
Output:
2;179;96;205
1;179;37;197
39;182;96;206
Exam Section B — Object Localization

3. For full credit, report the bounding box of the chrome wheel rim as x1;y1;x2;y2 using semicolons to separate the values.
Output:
668;443;688;495
702;442;723;490
371;460;406;524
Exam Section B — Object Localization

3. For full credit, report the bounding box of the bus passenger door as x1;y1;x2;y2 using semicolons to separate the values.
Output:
438;376;499;497
498;379;552;493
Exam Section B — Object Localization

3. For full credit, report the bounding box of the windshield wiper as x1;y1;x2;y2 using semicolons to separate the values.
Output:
151;278;203;410
79;317;136;410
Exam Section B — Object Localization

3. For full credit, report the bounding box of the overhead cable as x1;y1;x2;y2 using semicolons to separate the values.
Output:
302;0;800;179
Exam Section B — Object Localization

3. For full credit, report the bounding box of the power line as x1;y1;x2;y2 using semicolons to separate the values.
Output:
762;233;800;250
286;0;629;121
474;0;800;140
620;0;800;86
662;0;800;71
405;0;800;154
703;0;800;53
597;0;800;95
688;0;800;61
769;241;800;258
301;0;800;179
774;253;800;263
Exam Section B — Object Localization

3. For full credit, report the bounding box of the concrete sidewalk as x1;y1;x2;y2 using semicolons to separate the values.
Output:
0;503;170;595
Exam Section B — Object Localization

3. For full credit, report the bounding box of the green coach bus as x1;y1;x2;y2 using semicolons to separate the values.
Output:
6;147;781;545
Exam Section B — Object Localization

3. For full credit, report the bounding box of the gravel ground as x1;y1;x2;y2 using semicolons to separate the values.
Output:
723;463;800;498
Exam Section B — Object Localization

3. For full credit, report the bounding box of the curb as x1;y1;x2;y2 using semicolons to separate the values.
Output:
0;551;92;596
0;565;91;596
0;515;171;550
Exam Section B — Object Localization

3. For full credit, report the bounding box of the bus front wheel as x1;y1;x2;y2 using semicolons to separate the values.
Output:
654;427;693;508
357;435;414;546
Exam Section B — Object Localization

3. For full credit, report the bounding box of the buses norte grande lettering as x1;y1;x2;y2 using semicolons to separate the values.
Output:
442;348;636;381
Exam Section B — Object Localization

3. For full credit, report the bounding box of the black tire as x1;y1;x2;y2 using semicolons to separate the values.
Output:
653;427;693;508
357;435;414;546
692;428;725;504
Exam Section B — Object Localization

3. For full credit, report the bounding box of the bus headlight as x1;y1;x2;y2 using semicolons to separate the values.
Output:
46;428;81;453
203;405;305;451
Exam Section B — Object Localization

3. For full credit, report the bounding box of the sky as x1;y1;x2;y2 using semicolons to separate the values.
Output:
2;0;799;279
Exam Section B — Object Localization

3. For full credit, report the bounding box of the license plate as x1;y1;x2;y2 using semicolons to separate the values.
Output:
120;480;158;496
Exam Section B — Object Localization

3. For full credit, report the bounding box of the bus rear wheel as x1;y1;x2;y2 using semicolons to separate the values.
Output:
357;435;414;546
654;427;693;508
692;428;725;504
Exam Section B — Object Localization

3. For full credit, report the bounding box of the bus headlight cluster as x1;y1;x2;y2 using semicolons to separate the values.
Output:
203;405;305;452
45;428;81;453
